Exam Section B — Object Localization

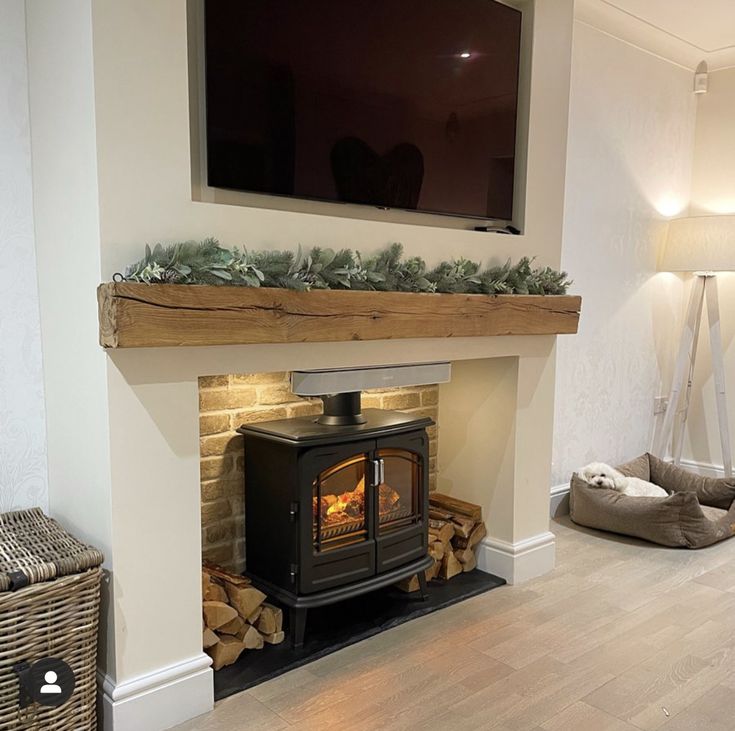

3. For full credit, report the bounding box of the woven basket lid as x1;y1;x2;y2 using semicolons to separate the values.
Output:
0;508;104;593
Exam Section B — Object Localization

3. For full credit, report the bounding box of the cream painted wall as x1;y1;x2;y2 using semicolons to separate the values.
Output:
551;20;696;484
0;0;48;511
682;68;735;470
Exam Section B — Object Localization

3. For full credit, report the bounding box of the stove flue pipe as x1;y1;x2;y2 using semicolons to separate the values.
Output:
317;392;367;426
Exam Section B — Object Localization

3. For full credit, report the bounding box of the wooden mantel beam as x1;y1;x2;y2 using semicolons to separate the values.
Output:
97;282;581;349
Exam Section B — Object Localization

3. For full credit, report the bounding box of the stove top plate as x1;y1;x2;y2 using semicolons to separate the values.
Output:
238;408;432;444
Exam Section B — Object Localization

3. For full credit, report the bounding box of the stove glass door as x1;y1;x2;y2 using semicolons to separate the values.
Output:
312;454;370;551
376;448;420;534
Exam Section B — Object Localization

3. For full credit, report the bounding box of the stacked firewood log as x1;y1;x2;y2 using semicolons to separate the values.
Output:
202;562;284;670
396;493;486;592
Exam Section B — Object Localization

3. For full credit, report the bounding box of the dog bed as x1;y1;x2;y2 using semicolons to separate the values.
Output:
569;453;735;548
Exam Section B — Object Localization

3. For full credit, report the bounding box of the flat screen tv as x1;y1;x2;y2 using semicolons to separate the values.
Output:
204;0;522;221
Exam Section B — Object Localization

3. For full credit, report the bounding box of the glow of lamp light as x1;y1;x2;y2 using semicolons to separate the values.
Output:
460;52;471;59
654;196;686;218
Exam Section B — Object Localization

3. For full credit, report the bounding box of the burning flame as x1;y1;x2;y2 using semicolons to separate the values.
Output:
326;477;366;518
314;477;401;527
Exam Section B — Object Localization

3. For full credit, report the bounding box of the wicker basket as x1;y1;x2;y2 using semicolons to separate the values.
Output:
0;508;103;730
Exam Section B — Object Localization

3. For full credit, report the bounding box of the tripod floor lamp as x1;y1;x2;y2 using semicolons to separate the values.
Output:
653;215;735;478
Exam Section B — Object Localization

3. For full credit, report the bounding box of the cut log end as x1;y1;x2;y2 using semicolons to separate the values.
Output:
238;623;265;650
225;584;267;620
262;631;285;645
440;550;463;580
203;601;238;631
206;636;246;671
203;627;219;650
256;603;283;636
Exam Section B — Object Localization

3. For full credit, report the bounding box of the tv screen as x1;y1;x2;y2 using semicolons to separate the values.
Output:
204;0;522;221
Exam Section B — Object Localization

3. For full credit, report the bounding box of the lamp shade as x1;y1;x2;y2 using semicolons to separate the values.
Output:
660;215;735;272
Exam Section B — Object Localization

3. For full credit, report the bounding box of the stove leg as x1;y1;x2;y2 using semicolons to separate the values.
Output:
290;606;307;649
417;571;428;601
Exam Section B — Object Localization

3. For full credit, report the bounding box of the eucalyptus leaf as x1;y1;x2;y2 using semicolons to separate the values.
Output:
211;269;232;280
320;248;336;267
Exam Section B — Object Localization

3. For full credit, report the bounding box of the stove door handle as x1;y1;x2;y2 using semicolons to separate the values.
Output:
378;458;385;486
371;459;381;487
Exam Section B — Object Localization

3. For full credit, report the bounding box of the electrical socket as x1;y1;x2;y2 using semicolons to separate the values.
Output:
654;397;668;415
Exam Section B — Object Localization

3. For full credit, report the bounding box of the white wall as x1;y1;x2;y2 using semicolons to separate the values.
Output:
551;20;697;485
0;0;48;511
683;67;735;471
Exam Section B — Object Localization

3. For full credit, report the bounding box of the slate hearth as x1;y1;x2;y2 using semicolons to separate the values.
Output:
214;570;505;700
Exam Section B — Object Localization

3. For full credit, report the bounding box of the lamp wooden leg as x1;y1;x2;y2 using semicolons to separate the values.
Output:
705;276;733;478
674;292;703;465
653;276;706;460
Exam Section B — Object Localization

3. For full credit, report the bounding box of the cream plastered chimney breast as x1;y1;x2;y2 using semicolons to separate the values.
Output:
26;1;575;728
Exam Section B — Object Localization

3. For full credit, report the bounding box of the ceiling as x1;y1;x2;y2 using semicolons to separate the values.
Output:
604;0;735;52
576;0;735;70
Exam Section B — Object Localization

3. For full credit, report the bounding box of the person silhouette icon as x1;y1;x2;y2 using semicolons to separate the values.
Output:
40;670;62;695
30;657;74;707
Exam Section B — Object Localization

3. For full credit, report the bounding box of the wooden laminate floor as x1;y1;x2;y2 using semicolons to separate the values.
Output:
175;517;735;731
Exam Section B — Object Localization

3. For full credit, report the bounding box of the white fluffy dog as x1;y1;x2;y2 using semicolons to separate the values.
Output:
578;462;669;498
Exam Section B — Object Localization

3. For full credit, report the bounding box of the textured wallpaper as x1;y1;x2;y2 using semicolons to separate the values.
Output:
0;0;48;511
551;22;696;486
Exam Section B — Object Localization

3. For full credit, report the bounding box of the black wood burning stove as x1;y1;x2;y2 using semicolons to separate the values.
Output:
238;392;433;648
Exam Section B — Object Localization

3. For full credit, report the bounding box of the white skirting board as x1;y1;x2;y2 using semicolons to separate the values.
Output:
550;483;571;517
476;531;556;585
678;459;728;479
99;653;213;730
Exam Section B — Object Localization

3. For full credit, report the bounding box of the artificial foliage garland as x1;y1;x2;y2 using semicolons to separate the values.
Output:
120;239;572;296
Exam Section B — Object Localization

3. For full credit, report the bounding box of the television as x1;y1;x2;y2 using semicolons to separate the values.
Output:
204;0;522;221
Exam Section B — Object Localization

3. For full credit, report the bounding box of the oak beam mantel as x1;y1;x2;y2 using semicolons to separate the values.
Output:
97;282;581;349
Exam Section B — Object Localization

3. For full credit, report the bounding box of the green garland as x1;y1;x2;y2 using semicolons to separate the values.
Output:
121;239;572;295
